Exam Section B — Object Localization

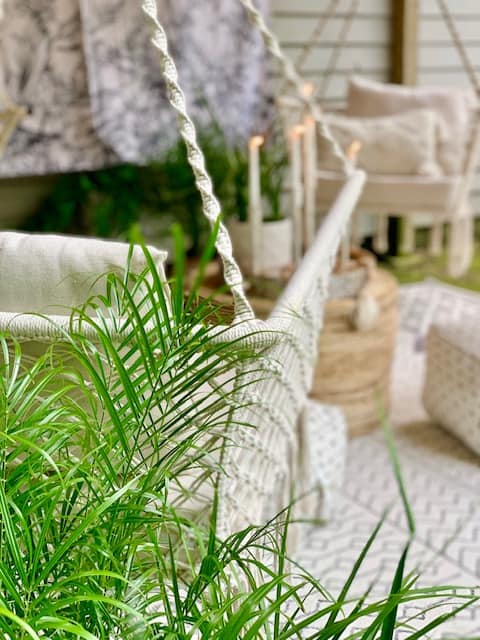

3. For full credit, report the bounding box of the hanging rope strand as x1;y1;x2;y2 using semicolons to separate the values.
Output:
279;0;341;95
142;0;254;322
237;0;352;174
437;0;480;97
317;0;360;100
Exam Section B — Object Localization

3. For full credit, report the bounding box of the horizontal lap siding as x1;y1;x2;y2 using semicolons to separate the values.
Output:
270;0;391;106
271;1;480;216
419;1;480;213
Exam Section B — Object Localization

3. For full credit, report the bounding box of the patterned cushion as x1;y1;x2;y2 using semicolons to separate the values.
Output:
423;321;480;455
297;401;348;520
320;109;443;176
346;76;476;175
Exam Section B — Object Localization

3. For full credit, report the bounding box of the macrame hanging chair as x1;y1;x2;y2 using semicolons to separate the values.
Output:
280;0;480;278
0;0;365;541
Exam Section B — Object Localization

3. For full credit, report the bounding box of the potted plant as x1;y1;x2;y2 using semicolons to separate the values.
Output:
227;132;294;280
0;233;475;637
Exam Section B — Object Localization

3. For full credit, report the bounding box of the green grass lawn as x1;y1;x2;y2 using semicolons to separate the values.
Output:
383;221;480;292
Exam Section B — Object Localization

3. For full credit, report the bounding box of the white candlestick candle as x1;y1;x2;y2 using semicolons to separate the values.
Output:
303;114;317;250
289;125;305;265
248;135;264;277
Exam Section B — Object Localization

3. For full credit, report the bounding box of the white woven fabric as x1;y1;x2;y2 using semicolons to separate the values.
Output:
297;401;347;521
321;109;443;177
216;171;365;538
346;76;476;176
423;321;480;456
0;232;167;315
141;0;366;539
0;0;364;552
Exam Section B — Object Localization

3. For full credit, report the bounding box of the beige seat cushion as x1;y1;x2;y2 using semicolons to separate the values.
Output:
0;232;168;315
320;109;442;177
316;170;461;214
346;76;476;175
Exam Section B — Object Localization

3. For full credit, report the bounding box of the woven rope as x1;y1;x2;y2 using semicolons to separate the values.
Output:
142;0;254;322
298;0;341;73
434;0;480;276
237;0;352;175
0;0;364;545
317;0;360;100
217;170;365;538
436;0;480;97
279;0;341;94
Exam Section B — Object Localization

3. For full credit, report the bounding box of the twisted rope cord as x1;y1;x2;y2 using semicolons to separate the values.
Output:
279;0;341;95
437;0;480;98
317;0;360;100
237;0;351;174
142;0;254;322
436;0;480;276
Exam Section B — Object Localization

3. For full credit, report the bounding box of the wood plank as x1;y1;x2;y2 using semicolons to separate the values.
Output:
271;16;389;44
283;45;389;73
419;18;480;43
390;0;419;84
418;70;477;87
419;44;480;67
421;0;480;14
270;69;389;101
272;0;388;14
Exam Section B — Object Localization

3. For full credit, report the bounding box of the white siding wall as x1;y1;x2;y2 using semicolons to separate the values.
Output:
419;0;480;213
270;0;392;106
271;0;480;216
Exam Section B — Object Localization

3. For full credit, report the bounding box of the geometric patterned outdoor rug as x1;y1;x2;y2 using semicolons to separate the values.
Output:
297;281;480;638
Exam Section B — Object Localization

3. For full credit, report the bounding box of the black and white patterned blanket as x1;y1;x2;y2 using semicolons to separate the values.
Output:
0;0;271;177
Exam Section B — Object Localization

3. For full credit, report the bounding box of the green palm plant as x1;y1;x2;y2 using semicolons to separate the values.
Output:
0;227;477;638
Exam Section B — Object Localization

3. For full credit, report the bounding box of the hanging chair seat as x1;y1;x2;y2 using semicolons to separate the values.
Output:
279;0;480;278
316;169;463;216
0;0;366;549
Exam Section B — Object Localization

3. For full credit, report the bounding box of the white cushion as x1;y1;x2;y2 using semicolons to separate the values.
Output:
346;76;476;175
316;169;461;214
0;232;168;315
423;321;480;456
320;109;442;177
297;401;347;520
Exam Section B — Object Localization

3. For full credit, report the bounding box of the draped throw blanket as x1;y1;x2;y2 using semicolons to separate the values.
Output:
0;0;270;177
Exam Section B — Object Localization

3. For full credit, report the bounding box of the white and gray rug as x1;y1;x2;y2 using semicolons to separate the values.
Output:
298;280;480;638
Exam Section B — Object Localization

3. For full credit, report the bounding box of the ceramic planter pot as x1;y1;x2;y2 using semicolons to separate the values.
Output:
228;217;293;278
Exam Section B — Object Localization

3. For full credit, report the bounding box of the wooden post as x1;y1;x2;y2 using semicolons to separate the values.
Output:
389;0;419;255
390;0;419;85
